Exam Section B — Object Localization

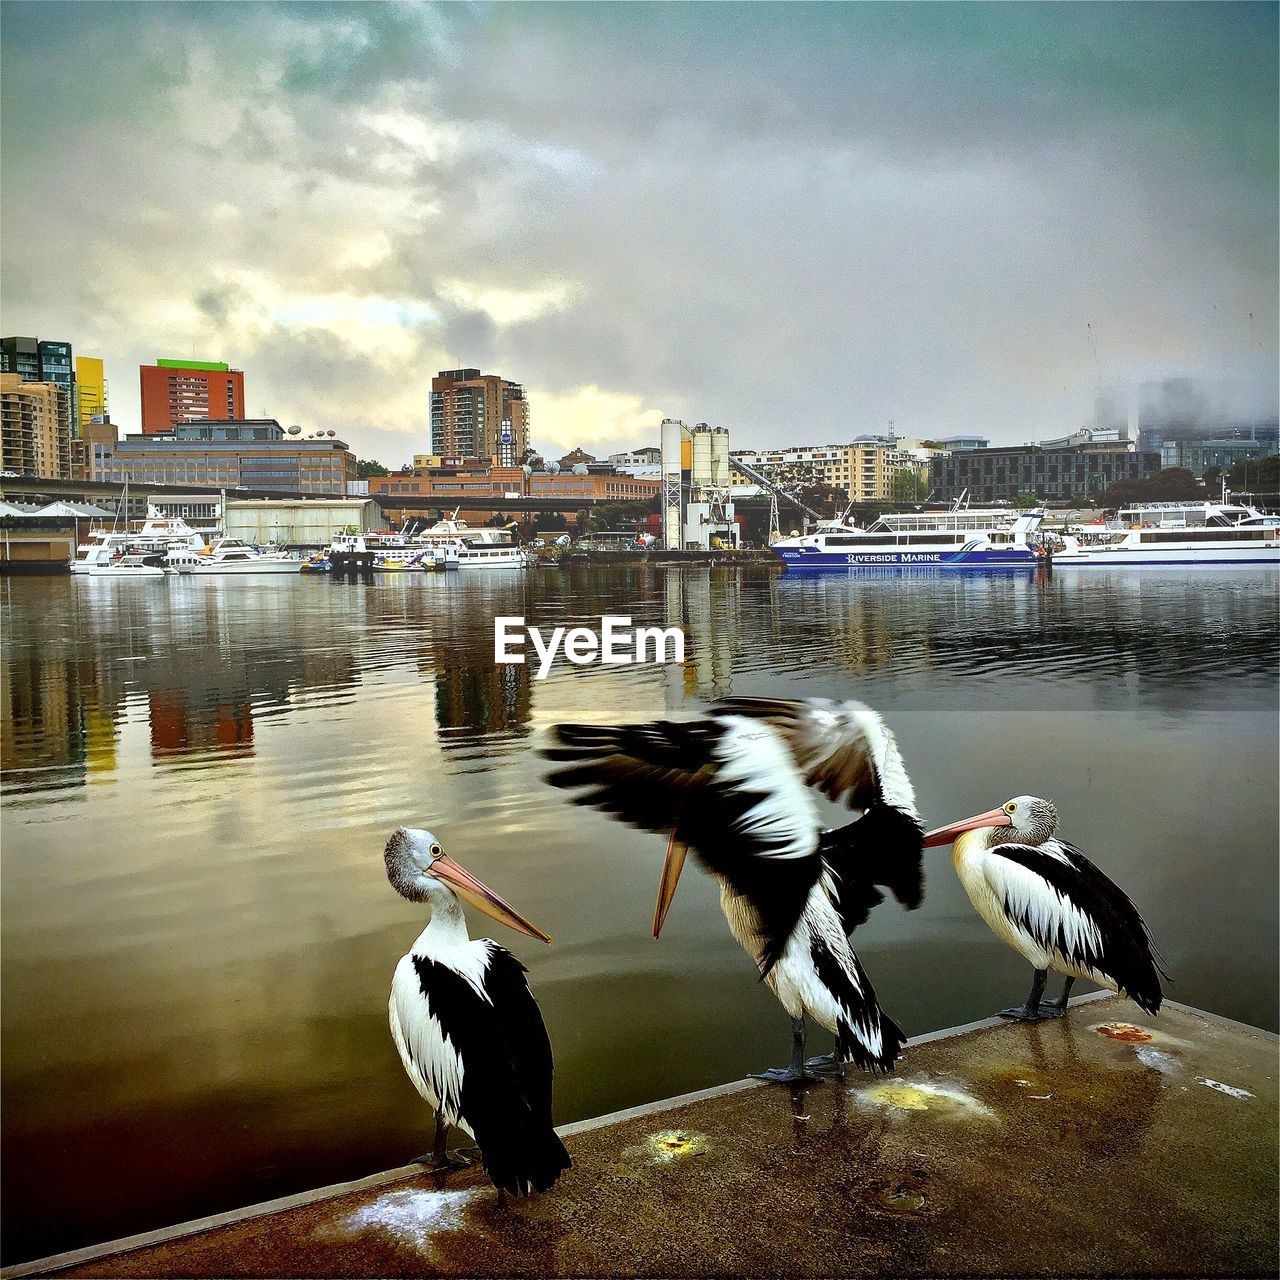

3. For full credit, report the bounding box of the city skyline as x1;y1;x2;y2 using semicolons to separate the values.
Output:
1;1;1276;462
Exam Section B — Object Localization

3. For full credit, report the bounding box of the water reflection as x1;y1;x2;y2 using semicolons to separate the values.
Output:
5;570;1277;790
1;567;1277;1265
1;652;119;794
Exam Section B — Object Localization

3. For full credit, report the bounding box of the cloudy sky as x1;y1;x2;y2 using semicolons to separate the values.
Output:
2;1;1275;462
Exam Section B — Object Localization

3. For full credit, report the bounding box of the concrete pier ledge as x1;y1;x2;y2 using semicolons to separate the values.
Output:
7;993;1276;1279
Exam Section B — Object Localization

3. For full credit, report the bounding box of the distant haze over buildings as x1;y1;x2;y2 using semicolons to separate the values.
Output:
1;2;1275;462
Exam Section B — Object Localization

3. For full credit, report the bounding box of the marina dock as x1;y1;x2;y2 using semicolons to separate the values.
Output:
8;993;1275;1279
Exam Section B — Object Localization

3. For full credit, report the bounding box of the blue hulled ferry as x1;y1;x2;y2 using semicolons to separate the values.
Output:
770;507;1049;570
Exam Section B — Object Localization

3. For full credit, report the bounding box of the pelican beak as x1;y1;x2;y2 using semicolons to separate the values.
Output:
431;855;552;943
923;808;1013;847
652;832;688;939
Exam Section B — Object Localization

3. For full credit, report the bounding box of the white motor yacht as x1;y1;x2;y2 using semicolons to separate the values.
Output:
416;514;528;568
85;553;167;579
329;515;526;570
1053;500;1280;567
72;515;211;574
165;540;303;574
415;515;518;547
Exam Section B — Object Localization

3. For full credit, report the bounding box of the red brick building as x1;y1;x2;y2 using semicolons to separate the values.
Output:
140;359;245;434
370;460;660;525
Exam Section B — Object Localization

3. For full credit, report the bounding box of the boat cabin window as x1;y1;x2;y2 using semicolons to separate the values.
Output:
1137;528;1269;543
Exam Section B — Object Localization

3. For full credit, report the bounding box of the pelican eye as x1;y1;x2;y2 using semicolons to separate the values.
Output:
1005;803;1017;814
429;843;443;858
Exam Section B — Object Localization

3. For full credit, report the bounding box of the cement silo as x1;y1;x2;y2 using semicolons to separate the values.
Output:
691;424;713;491
660;417;685;550
711;427;730;488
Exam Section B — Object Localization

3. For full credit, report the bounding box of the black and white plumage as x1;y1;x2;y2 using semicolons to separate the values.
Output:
924;795;1166;1020
385;828;571;1195
543;697;925;1082
718;697;926;938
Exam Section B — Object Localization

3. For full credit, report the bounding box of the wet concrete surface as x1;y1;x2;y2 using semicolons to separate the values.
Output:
23;997;1278;1278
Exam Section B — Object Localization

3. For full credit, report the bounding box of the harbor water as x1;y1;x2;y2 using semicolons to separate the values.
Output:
2;566;1277;1264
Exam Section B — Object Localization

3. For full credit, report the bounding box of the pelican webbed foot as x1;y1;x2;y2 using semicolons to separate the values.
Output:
998;1003;1050;1021
802;1052;846;1080
415;1117;478;1171
1038;977;1075;1018
751;1016;823;1084
413;1149;475;1171
1035;1001;1069;1019
1000;968;1053;1021
750;1065;822;1085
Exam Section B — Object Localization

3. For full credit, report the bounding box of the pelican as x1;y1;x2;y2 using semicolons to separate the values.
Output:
923;795;1165;1020
384;827;571;1195
543;697;924;1083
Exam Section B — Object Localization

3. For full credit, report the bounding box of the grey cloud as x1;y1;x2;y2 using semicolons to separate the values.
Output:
436;306;499;369
0;1;1274;459
195;288;236;327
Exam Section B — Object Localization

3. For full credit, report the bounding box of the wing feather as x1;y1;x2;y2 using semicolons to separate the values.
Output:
714;696;918;814
543;714;822;971
545;714;820;861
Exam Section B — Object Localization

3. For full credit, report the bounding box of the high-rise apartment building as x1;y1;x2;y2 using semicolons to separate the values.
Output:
1;336;76;446
1;373;69;478
429;368;528;463
140;358;245;434
75;356;107;430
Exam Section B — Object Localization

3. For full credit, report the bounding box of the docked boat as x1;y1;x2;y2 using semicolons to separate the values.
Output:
415;515;527;568
414;514;528;568
165;540;303;574
1053;500;1280;567
329;530;440;571
374;549;433;571
85;553;167;579
415;515;518;547
329;515;527;570
453;543;532;568
771;507;1049;569
72;515;211;574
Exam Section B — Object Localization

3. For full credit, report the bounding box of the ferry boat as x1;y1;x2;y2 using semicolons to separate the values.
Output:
770;507;1048;569
165;540;303;574
415;514;527;568
453;543;531;569
71;515;210;574
415;516;526;567
329;530;436;571
329;516;526;570
1053;500;1280;567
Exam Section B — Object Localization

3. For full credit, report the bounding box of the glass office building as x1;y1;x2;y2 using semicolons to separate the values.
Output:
91;420;356;494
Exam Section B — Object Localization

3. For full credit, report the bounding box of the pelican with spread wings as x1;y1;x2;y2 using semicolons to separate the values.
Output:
543;697;924;1082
